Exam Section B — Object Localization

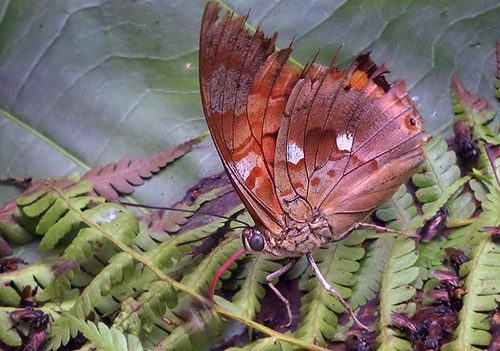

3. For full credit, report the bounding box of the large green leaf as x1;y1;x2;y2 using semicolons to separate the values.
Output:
1;0;499;208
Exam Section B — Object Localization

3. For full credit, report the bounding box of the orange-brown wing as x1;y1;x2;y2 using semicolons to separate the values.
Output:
199;2;301;233
274;54;424;235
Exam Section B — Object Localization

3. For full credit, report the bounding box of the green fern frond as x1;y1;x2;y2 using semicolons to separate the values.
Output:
154;310;224;351
63;204;139;260
451;74;498;143
475;142;500;194
226;337;287;351
136;194;244;284
231;256;283;320
348;235;391;309
367;156;463;306
46;304;87;350
442;191;500;350
376;184;417;231
45;207;140;346
50;190;240;347
379;155;470;288
49;251;163;345
0;255;60;306
470;177;489;203
109;217;242;341
114;280;177;335
18;179;93;228
16;179;140;257
293;230;365;346
412;136;473;221
43;254;136;345
37;266;79;304
0;309;22;347
76;253;136;312
64;313;143;351
410;175;471;285
412;235;446;287
143;217;233;273
119;184;240;303
374;170;467;348
451;75;500;202
137;237;243;350
375;237;418;351
16;179;105;252
374;185;419;351
0;199;33;244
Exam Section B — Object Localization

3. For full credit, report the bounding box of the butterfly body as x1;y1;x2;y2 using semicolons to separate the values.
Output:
250;212;328;257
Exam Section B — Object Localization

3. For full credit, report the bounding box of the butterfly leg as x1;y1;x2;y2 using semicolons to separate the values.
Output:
306;253;371;332
266;257;300;328
352;222;419;242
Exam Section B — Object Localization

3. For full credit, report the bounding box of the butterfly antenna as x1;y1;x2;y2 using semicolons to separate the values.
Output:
118;202;251;228
176;225;248;247
210;248;247;299
175;233;214;247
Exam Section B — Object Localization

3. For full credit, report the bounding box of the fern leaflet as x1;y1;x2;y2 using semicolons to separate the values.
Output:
294;231;365;346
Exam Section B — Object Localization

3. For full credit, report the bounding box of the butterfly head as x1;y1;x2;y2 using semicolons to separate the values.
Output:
242;227;266;252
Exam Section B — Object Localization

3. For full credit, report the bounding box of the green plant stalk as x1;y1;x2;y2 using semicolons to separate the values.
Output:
50;182;330;351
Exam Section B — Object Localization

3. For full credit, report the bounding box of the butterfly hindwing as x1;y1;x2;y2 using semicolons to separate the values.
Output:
274;54;424;237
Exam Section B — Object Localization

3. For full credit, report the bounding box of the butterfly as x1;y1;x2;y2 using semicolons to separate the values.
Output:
199;1;425;330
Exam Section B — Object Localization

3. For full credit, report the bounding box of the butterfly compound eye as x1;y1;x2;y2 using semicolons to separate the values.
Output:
249;232;265;251
242;228;265;252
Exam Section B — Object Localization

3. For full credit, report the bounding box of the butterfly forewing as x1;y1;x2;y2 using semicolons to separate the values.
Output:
200;3;300;234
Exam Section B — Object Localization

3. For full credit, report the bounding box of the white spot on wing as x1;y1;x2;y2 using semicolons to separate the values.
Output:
235;153;257;181
287;142;304;165
236;157;251;181
336;133;353;152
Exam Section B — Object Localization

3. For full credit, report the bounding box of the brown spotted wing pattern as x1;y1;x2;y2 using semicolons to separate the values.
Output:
199;2;425;257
